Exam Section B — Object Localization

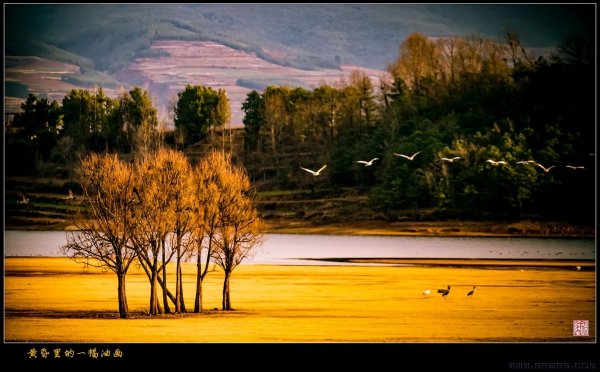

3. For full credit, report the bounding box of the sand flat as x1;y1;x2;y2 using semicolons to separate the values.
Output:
4;257;595;342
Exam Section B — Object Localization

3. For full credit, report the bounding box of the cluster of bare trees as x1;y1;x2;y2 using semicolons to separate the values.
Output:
61;148;264;318
384;28;553;97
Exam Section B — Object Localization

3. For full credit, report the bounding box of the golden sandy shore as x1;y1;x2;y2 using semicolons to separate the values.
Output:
4;257;595;343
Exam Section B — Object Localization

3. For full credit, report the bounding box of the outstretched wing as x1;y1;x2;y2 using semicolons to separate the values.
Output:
354;161;368;164
316;164;328;173
69;189;73;198
411;152;421;158
300;167;316;175
370;158;379;163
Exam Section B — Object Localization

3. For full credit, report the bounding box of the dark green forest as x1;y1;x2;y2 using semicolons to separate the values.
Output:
5;31;595;225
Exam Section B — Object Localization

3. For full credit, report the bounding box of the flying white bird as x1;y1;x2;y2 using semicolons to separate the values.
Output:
486;160;508;166
535;163;555;172
394;152;421;161
517;160;536;165
300;165;327;176
17;192;29;204
62;189;75;200
440;157;462;162
422;288;430;295
566;165;585;170
354;158;379;166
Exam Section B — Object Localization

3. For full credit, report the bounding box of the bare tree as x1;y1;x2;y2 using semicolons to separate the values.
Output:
209;152;265;310
128;150;181;315
60;152;137;318
164;149;195;313
189;151;223;312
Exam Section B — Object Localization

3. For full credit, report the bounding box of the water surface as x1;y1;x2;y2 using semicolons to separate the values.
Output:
4;231;595;266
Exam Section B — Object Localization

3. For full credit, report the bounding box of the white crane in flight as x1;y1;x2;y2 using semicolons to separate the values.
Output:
535;163;555;172
300;165;327;176
485;160;508;166
354;158;379;166
440;157;462;162
394;152;421;161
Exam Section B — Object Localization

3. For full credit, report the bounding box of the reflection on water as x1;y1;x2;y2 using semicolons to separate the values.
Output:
4;231;595;266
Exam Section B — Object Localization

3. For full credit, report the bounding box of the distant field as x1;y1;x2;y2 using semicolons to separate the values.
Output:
4;40;385;127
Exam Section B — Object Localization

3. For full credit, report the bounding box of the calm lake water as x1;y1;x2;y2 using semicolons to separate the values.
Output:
4;230;596;266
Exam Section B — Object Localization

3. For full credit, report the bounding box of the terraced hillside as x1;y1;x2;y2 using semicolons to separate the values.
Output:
5;177;91;231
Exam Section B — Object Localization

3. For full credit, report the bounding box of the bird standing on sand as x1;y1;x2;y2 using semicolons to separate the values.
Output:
438;285;451;299
467;286;476;297
300;165;327;176
535;163;555;172
354;158;379;166
422;289;430;295
395;152;421;161
18;192;29;204
440;157;462;162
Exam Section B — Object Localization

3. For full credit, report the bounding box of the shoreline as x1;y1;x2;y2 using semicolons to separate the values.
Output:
263;219;596;238
4;219;596;239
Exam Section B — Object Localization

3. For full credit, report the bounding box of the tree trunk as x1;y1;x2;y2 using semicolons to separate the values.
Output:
222;269;231;310
138;254;176;305
194;248;203;313
195;275;203;313
161;240;171;314
178;263;186;312
117;272;129;318
149;270;159;315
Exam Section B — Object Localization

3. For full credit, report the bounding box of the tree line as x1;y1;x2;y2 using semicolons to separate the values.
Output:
61;148;264;318
238;29;594;223
7;28;595;223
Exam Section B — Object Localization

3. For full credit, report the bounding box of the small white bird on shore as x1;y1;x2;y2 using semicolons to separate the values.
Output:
354;158;379;166
395;152;421;161
300;165;327;176
422;288;430;295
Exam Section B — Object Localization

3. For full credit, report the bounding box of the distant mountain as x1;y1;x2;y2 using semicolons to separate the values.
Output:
6;4;593;73
4;4;593;126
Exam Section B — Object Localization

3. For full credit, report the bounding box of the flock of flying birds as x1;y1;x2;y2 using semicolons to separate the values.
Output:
421;285;476;300
14;153;593;203
299;151;594;176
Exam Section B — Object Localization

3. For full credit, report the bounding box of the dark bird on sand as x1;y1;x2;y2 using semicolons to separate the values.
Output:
438;286;451;299
467;286;476;297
